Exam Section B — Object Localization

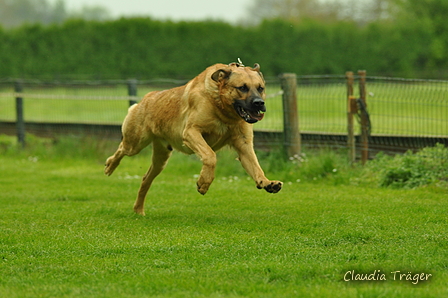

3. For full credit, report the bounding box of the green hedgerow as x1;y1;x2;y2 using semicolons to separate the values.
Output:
364;143;448;189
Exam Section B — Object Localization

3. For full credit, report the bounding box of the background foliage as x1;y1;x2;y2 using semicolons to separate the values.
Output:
0;0;109;28
0;17;438;79
0;0;447;79
362;143;448;189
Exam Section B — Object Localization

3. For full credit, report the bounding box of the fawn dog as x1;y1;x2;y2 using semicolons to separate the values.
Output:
105;62;283;215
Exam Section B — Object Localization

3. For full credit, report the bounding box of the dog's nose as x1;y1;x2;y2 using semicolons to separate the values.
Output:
252;98;266;111
252;98;265;112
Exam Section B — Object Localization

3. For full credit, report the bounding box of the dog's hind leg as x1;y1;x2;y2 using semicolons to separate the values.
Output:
104;137;149;176
105;103;148;176
104;142;127;176
133;140;172;216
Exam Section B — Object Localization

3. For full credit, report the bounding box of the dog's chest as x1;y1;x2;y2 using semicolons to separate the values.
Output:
202;124;231;150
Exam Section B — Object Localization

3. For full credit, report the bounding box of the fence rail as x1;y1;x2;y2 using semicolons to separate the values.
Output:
1;74;447;159
0;92;139;101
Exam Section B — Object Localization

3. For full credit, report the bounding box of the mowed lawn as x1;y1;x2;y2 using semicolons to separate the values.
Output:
1;145;447;297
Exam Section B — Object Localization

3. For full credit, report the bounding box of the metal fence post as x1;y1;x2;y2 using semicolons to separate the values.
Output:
279;73;301;158
14;80;26;148
358;70;369;164
127;79;138;106
346;71;356;163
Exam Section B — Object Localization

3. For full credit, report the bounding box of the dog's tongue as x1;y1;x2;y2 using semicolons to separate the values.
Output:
249;110;265;121
236;105;265;123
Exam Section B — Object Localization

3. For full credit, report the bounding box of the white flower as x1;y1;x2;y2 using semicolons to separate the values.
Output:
28;156;39;162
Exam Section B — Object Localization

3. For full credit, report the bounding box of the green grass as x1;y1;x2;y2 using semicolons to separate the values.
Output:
0;135;447;297
1;81;447;136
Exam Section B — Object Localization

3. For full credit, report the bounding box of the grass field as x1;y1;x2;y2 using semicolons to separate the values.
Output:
0;80;447;136
1;136;447;297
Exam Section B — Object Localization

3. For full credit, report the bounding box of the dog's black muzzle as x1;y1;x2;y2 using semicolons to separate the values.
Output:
233;97;266;124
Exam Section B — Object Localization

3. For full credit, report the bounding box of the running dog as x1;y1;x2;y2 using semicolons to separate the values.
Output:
105;61;283;215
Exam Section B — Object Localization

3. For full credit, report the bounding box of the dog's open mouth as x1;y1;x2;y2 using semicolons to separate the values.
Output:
235;105;265;123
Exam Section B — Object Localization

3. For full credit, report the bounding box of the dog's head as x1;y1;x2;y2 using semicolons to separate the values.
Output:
211;62;266;124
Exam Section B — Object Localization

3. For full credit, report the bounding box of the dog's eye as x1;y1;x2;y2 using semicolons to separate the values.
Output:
237;85;249;93
257;86;264;93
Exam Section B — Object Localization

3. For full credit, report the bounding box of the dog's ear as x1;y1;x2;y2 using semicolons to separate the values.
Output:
211;69;231;82
252;63;265;82
252;63;260;72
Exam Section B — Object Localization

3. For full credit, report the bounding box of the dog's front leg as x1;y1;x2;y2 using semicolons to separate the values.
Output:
183;127;216;195
233;139;283;193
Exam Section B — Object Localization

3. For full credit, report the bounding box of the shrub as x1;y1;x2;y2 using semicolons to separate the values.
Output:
364;143;448;189
257;147;356;185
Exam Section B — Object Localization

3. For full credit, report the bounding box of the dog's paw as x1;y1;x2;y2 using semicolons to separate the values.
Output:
197;182;210;195
261;180;283;193
196;175;213;195
104;156;118;176
104;166;112;176
133;206;146;216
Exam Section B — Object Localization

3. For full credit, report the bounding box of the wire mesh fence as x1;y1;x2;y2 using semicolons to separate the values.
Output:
0;78;186;124
296;75;348;134
366;77;448;137
0;74;447;157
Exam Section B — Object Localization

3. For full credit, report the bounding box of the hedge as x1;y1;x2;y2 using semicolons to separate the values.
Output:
0;18;439;79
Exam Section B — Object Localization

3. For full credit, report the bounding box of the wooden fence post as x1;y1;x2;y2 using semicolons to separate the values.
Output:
14;80;25;148
127;79;138;106
358;70;369;164
279;73;301;158
346;71;356;163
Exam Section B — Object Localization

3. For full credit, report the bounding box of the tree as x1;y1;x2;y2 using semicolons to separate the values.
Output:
0;0;110;28
50;0;68;24
69;6;110;22
0;0;52;28
244;0;398;25
246;0;344;24
388;0;448;70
